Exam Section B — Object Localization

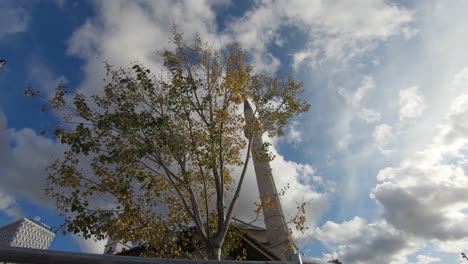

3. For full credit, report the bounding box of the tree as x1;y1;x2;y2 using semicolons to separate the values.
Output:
42;31;309;260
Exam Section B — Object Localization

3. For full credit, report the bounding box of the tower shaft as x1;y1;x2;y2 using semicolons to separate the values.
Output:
244;100;297;261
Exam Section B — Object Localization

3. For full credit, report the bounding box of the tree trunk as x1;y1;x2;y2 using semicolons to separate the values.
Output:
207;246;222;260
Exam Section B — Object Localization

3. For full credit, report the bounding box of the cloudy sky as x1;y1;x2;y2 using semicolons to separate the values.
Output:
1;0;468;263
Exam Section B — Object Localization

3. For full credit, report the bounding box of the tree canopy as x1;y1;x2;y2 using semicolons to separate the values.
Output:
43;31;310;260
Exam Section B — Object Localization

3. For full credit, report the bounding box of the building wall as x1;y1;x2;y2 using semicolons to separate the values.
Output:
0;220;21;247
0;218;55;249
103;237;133;254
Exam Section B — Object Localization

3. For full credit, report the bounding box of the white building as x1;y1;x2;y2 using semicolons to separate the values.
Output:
103;237;133;254
0;218;55;249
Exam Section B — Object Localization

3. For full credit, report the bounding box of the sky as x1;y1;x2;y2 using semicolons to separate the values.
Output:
1;0;468;263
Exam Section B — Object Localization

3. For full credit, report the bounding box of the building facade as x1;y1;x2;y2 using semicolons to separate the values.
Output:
104;237;133;254
0;218;55;249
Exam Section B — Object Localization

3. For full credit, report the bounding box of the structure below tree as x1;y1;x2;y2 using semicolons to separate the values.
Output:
113;222;282;261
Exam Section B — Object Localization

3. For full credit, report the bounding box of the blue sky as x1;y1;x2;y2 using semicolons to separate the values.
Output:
1;1;468;263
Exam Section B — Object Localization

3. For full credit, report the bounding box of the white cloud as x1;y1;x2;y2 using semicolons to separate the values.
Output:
372;178;468;240
292;50;318;72
226;0;413;72
373;124;396;154
269;143;330;230
251;2;466;262
338;76;381;124
316;219;422;264
285;121;303;144
317;67;468;261
441;94;468;148
73;234;107;254
416;255;441;264
399;86;426;121
0;192;14;211
337;133;351;152
0;113;64;209
67;1;225;96
356;108;382;123
0;191;23;219
432;238;468;254
1;113;110;250
450;67;468;88
0;191;24;219
288;0;414;67
352;76;375;107
315;216;366;244
0;1;29;39
371;89;468;250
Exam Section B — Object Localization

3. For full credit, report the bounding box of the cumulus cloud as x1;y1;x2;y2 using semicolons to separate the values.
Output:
370;89;468;252
399;86;426;121
315;217;367;244
317;219;422;264
442;94;468;147
0;112;64;211
372;178;468;240
73;234;107;254
317;55;468;262
66;0;226;97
